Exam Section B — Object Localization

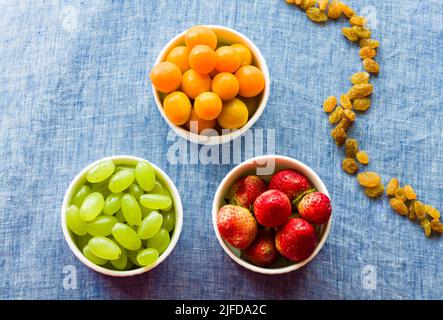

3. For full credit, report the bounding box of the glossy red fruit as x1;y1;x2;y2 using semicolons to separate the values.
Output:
230;175;267;209
275;218;318;262
269;169;311;201
242;230;279;267
217;205;258;249
253;190;291;227
298;192;332;225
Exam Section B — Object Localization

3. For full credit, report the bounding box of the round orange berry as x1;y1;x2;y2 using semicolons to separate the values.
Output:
186;109;217;134
215;46;241;73
188;45;216;74
235;65;265;98
211;72;239;101
150;61;182;93
194;92;222;120
217;98;248;129
181;69;211;99
166;46;190;73
231;43;252;66
185;26;218;50
163;91;192;125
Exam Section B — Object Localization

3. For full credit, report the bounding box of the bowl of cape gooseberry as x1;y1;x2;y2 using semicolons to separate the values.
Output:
150;25;270;145
61;155;183;276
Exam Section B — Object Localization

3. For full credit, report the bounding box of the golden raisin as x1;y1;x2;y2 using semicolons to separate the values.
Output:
340;2;354;18
306;7;328;22
389;198;408;216
408;201;417;221
350;72;370;85
342;158;359;175
352;25;371;38
356;151;369;165
318;0;329;11
404;185;417;200
425;205;440;219
336;117;352;131
353;98;371;111
329;106;344;123
295;0;303;4
331;126;347;146
300;0;317;10
394;187;407;202
357;171;381;188
340;94;352;109
327;0;342;19
386;178;399;196
323;96;337;113
347;83;373;99
414;201;426;220
349;15;366;26
345;138;358;158
430;219;443;234
343;109;356;121
363;58;379;74
359;46;376;59
420;218;431;237
364;183;384;198
342;27;358;42
359;38;379;49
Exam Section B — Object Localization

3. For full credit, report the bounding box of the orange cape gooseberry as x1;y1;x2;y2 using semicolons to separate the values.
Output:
235;65;265;98
215;46;241;73
181;69;211;99
211;72;239;101
163;91;192;125
186;109;217;134
185;25;218;50
150;61;182;93
231;43;252;66
217;98;248;129
194;92;222;121
166;46;190;73
188;45;216;74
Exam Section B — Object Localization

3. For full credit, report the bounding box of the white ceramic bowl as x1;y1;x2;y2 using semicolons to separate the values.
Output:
61;155;183;277
212;155;332;275
152;25;270;145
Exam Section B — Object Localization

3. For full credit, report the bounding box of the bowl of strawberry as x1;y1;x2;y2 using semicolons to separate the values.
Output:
212;155;332;274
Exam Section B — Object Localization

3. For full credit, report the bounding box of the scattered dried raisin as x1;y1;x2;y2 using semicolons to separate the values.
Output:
386;178;399;196
342;27;358;42
347;83;373;99
414;201;426;220
359;46;376;59
394;187;407;202
408;201;417;221
353;98;371;111
306;7;328;22
329;106;344;123
343;109;356;121
349;15;366;26
389;198;408;216
323;96;337;113
331;126;347;146
300;0;317;10
327;0;342;19
340;94;352;109
350;72;370;85
430;219;443;234
318;0;329;11
356;151;369;165
352;25;371;38
345;138;359;158
404;185;417;200
425;205;440;219
340;2;354;18
364;183;384;198
359;38;379;49
342;158;359;175
363;58;379;74
357;171;381;188
420;218;431;237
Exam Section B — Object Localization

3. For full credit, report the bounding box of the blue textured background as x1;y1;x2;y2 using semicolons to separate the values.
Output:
0;0;442;299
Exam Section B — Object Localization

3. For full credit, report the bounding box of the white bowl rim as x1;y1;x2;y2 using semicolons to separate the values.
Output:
152;24;270;146
212;154;332;275
61;155;184;277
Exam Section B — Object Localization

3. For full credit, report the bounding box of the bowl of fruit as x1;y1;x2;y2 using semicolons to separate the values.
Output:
150;25;270;145
212;155;332;274
61;155;183;276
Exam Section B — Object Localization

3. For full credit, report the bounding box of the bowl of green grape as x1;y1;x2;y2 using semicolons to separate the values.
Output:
61;155;183;276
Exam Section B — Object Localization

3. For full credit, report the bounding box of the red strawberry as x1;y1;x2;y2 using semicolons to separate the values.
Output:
230;175;267;209
298;192;332;225
242;230;279;267
217;205;258;249
253;190;291;227
275;218;318;262
269;169;311;201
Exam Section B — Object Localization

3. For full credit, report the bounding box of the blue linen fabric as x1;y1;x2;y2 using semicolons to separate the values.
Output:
0;0;442;299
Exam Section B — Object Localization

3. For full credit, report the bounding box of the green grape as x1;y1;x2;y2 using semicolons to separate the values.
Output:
115;166;135;172
127;249;142;267
111;222;141;250
129;184;144;200
108;169;135;193
103;193;122;215
115;210;126;223
76;234;92;250
161;209;175;233
83;244;107;265
147;228;170;254
66;205;88;236
91;181;111;198
88;236;121;260
135;161;155;192
87;215;118;236
136;248;159;267
121;194;142;226
141;205;153;218
125;260;134;270
138;211;163;240
151;181;172;211
86;160;115;183
110;246;128;270
79;192;104;221
140;194;172;210
71;185;91;207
